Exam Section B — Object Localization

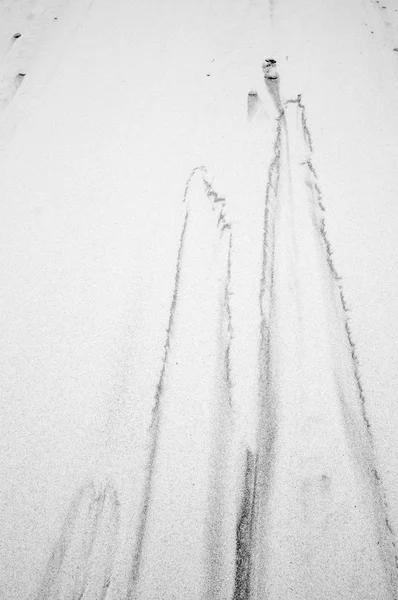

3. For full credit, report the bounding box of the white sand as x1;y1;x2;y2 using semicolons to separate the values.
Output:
0;1;398;598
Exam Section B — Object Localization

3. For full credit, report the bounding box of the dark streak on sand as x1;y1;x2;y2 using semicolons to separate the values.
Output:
233;449;257;600
127;211;189;597
35;481;119;600
224;233;234;407
205;227;234;599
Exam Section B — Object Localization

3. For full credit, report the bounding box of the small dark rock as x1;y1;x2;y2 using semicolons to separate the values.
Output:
13;33;22;39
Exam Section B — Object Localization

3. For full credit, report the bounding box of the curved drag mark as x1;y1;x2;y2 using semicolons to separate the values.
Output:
250;59;398;599
128;168;234;600
294;95;398;596
183;165;207;202
34;481;120;600
126;210;189;599
290;94;398;597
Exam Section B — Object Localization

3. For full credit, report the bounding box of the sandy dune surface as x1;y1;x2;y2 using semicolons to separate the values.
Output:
1;0;398;599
